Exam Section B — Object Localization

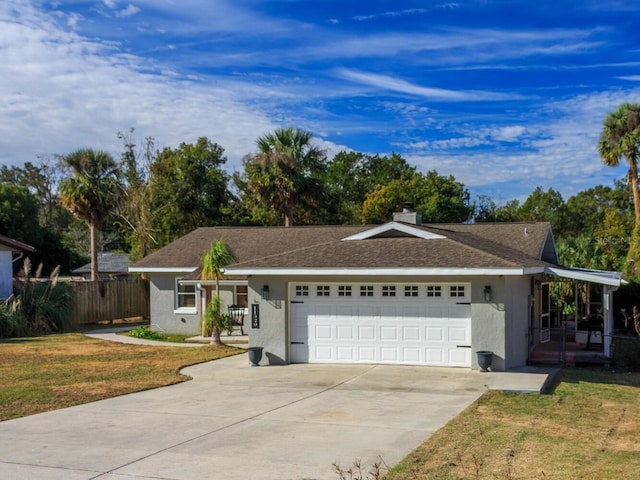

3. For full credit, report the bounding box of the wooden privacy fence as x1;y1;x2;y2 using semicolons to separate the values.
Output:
71;279;150;325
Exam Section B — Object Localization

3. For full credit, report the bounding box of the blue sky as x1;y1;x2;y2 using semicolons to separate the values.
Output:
2;1;640;204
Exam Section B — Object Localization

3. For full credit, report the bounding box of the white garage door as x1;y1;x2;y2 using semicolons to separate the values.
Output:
289;283;471;367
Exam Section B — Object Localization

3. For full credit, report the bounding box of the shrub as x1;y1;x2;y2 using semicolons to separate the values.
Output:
0;297;26;338
10;260;74;336
612;335;640;369
128;326;162;340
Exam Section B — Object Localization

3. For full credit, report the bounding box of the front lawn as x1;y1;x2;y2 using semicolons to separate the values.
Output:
386;367;640;479
0;333;242;421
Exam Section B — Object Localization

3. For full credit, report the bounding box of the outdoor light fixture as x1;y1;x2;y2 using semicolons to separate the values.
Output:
484;285;492;302
261;285;270;300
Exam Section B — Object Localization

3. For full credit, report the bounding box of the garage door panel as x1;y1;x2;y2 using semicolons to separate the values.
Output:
402;326;420;341
336;325;354;340
426;349;445;364
358;346;376;362
426;327;444;341
401;306;421;318
337;346;355;361
358;325;376;340
358;305;375;318
380;326;399;340
402;348;421;362
381;348;398;362
291;284;471;367
448;349;470;366
315;346;333;361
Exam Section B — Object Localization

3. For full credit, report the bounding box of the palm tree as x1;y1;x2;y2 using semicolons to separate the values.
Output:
599;103;640;224
247;127;325;227
59;149;122;281
201;239;238;345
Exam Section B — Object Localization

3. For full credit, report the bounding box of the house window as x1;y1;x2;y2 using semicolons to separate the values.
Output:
427;285;442;297
317;285;330;297
360;285;374;297
450;285;465;297
295;285;309;297
235;285;248;308
338;285;352;297
404;285;419;297
382;285;396;297
176;280;196;310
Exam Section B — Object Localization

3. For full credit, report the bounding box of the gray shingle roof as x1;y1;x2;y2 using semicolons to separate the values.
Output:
131;222;556;272
73;253;130;274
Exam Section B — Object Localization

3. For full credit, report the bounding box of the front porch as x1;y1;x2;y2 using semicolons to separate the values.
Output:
528;326;608;366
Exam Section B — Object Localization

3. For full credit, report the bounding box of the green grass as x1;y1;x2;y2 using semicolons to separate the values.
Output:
0;333;243;421
385;367;640;480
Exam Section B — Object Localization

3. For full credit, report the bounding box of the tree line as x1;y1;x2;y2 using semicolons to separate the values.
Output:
2;103;640;281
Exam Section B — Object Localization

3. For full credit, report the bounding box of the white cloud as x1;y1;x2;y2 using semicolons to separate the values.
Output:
115;5;141;18
0;1;276;169
334;69;519;101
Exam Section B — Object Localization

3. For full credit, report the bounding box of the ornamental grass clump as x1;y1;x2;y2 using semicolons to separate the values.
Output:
3;259;74;337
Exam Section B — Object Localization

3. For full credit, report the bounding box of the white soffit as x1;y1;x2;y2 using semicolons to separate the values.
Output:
546;266;625;287
128;267;197;273
342;222;446;241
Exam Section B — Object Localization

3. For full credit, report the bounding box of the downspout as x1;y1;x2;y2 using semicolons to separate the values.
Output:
12;252;24;264
197;282;206;337
603;284;619;358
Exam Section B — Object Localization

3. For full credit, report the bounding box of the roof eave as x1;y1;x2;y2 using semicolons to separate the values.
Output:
546;266;625;287
128;267;197;273
224;267;546;276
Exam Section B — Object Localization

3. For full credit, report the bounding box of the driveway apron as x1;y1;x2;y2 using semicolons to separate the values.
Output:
0;354;554;480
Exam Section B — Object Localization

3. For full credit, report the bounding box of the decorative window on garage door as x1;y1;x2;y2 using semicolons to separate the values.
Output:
382;285;396;297
360;285;374;297
295;285;309;297
426;285;442;297
450;285;466;297
338;285;352;297
404;285;419;297
317;285;331;296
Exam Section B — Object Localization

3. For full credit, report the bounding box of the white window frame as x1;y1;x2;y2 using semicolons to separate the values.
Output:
404;285;419;297
174;278;197;313
234;285;248;308
317;285;331;297
295;285;309;297
360;285;374;297
450;285;466;297
338;285;352;297
382;285;396;297
427;285;442;297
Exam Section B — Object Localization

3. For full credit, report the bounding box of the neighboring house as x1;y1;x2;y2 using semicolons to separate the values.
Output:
0;233;36;298
72;253;131;280
130;209;624;371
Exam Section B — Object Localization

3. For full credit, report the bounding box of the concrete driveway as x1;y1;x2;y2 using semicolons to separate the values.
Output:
0;354;555;480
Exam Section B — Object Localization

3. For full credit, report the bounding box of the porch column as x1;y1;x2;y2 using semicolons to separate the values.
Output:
603;286;613;357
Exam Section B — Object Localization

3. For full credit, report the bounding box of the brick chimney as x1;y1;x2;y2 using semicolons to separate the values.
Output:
392;202;422;225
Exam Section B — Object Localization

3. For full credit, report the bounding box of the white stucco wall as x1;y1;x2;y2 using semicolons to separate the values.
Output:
148;273;239;335
246;274;530;370
0;250;12;298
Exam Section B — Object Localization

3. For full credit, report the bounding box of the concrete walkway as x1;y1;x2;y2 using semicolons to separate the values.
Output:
84;326;248;348
0;346;557;480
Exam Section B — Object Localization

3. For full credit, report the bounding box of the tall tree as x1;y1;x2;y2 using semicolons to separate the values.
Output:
116;130;159;261
201;239;238;345
59;149;122;281
599;103;640;224
361;171;472;224
149;137;229;246
518;187;567;236
325;152;415;224
244;127;326;227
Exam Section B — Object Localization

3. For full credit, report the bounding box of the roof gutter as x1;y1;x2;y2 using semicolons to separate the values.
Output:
224;267;546;276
